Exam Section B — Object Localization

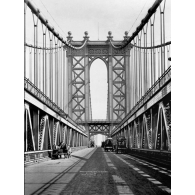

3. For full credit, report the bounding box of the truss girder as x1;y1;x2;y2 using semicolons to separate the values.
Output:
143;113;152;149
38;115;52;150
112;56;126;121
67;43;130;126
155;102;171;150
72;56;85;122
89;124;109;135
25;107;35;151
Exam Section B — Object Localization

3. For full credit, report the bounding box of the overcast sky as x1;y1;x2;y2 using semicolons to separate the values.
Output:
27;0;171;42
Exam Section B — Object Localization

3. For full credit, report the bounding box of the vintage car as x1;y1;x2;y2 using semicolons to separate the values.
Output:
51;143;71;159
104;138;114;152
115;136;127;154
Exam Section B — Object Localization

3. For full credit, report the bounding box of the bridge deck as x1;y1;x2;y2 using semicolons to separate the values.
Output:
25;147;171;195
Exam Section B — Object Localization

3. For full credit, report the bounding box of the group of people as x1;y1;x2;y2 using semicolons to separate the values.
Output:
52;142;72;158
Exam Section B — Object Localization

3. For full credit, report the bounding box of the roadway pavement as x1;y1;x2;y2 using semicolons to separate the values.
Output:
25;147;171;195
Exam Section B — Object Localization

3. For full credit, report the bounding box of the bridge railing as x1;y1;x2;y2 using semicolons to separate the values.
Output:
112;66;171;134
24;77;86;133
134;66;171;110
24;77;66;116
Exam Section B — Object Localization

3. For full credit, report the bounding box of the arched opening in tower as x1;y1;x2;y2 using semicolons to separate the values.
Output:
90;58;108;120
94;134;107;147
90;59;108;145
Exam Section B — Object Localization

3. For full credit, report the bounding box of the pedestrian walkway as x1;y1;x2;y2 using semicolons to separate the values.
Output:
25;147;96;195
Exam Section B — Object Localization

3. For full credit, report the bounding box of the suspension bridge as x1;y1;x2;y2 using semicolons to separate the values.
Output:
23;0;172;194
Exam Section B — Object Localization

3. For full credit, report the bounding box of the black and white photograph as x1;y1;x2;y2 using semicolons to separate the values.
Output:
3;0;195;194
23;0;172;194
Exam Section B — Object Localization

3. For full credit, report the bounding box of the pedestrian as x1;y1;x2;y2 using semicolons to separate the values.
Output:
67;145;72;158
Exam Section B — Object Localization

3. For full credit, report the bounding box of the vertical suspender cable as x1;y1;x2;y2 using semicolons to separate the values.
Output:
150;12;156;85
150;20;153;86
38;48;41;90
136;37;139;101
63;47;65;111
157;47;160;78
129;50;132;109
161;0;166;73
143;30;145;94
160;0;166;74
24;2;26;78
145;23;148;92
49;33;53;101
153;14;156;83
58;44;61;108
134;40;137;104
54;38;58;105
133;41;136;106
29;47;32;81
138;32;142;98
147;52;150;88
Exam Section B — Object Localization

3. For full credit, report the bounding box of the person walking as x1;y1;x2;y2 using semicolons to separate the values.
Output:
67;145;72;158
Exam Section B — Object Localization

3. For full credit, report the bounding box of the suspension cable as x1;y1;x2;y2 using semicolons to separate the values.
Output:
132;41;171;50
25;0;88;50
109;0;164;50
128;0;148;34
39;0;67;37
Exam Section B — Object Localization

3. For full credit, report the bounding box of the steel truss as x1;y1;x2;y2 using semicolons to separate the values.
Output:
72;56;85;121
66;37;131;140
112;93;171;151
24;101;87;154
112;56;126;120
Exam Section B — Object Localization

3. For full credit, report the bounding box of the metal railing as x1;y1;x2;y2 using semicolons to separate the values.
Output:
112;66;171;134
24;77;67;116
24;77;85;134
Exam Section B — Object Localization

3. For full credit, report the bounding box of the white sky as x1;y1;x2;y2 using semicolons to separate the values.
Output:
90;59;108;119
27;0;171;42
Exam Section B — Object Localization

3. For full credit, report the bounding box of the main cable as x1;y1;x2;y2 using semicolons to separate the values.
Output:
128;0;148;34
39;0;67;38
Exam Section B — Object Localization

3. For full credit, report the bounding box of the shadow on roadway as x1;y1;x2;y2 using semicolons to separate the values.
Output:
71;155;88;160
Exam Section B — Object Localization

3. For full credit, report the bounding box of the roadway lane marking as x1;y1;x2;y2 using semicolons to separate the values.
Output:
103;152;134;195
104;152;117;170
114;154;171;194
112;175;134;195
122;154;171;177
126;155;170;172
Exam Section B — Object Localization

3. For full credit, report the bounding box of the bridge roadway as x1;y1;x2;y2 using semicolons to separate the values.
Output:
25;147;171;195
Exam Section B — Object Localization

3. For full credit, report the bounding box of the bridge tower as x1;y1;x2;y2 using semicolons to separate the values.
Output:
65;31;132;142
